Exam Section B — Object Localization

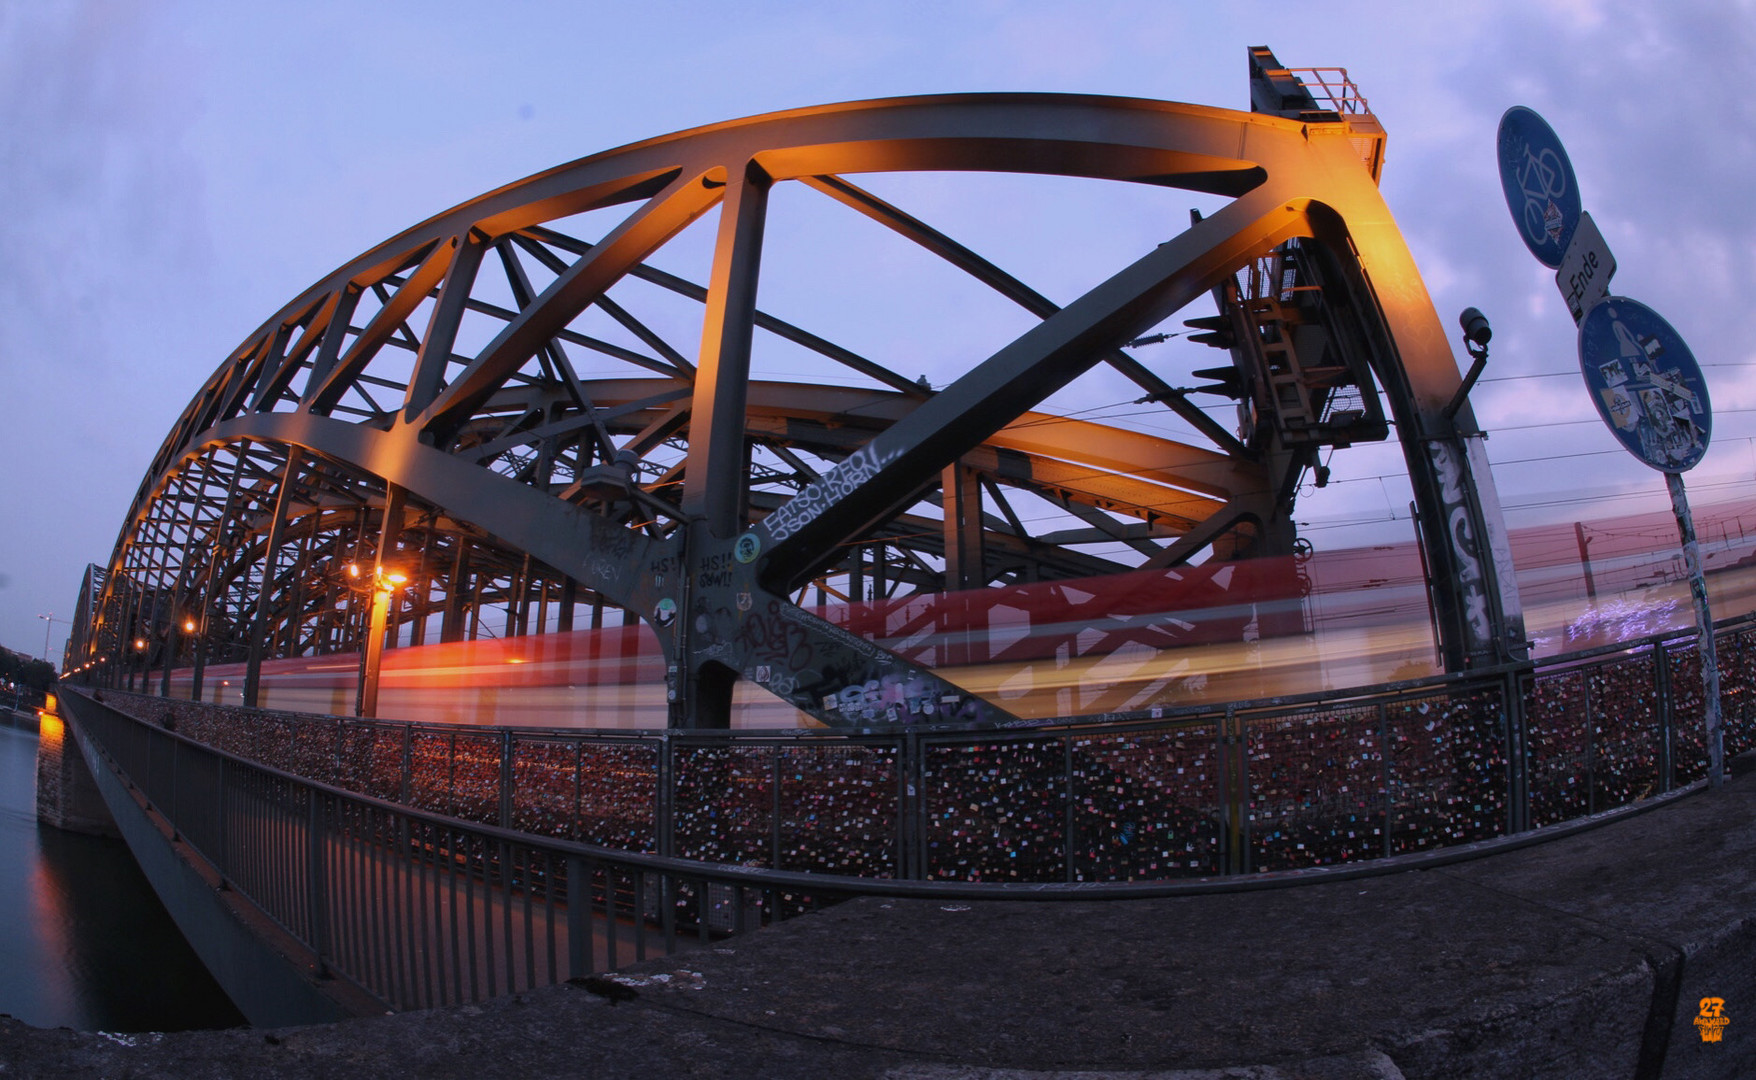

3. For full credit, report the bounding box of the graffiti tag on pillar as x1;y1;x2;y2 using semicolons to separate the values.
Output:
694;550;737;589
819;672;973;724
761;441;900;545
1428;442;1492;648
732;600;817;674
724;595;988;725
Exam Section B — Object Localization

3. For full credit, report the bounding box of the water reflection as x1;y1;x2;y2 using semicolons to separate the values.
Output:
0;725;243;1031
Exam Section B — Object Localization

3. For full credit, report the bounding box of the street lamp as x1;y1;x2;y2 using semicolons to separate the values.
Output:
38;613;70;666
358;565;409;719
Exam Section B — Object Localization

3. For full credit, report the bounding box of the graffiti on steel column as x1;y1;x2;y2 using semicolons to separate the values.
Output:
693;550;737;589
759;441;902;545
701;595;987;725
824;671;986;725
728;600;819;693
685;551;754;666
586;554;626;590
1428;441;1492;648
776;601;990;725
571;512;644;600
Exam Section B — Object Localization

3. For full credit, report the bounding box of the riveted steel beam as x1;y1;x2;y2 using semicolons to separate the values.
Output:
751;188;1310;585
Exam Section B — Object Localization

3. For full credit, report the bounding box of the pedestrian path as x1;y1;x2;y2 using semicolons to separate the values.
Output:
3;755;1751;1078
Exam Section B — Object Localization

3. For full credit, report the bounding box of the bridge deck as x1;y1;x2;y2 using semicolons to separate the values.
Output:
7;751;1751;1078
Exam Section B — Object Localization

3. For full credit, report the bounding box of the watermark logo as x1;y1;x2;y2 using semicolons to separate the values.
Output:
1694;997;1729;1044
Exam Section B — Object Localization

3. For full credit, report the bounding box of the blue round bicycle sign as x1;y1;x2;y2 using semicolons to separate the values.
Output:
1578;296;1711;472
1498;106;1582;268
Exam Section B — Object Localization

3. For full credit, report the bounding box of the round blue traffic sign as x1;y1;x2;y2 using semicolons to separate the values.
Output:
1578;296;1711;472
1497;106;1582;268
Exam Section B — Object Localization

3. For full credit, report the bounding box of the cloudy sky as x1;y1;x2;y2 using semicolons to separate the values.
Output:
1;0;1751;664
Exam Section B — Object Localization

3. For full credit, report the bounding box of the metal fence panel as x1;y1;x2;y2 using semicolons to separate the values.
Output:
672;742;775;865
1587;653;1663;810
1385;688;1508;854
922;737;1066;881
69;615;1754;912
777;743;900;877
1070;723;1222;880
1524;669;1593;827
1245;704;1385;872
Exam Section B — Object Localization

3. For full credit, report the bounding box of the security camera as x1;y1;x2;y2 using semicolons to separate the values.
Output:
1445;307;1493;419
1459;307;1492;348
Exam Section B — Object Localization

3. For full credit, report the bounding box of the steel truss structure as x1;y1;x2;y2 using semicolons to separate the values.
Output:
73;50;1526;729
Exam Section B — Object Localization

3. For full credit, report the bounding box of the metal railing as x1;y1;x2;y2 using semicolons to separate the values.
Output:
60;617;1755;1011
85;616;1756;884
65;691;869;1014
1288;67;1372;117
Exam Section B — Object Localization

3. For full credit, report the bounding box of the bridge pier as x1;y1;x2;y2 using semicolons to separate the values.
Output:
34;695;119;838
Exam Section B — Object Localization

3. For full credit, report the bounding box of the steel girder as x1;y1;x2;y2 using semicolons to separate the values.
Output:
79;88;1524;728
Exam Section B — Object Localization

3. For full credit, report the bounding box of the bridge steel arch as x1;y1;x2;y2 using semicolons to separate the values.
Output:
75;81;1526;730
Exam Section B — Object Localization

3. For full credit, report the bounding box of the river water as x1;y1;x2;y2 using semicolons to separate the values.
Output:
0;724;244;1031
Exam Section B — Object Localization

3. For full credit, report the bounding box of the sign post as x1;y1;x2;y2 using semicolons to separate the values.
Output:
1497;107;1723;789
1497;106;1582;268
1668;470;1722;785
1555;211;1615;325
1577;296;1719;788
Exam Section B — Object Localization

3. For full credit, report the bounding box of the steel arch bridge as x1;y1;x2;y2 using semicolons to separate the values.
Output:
72;50;1526;730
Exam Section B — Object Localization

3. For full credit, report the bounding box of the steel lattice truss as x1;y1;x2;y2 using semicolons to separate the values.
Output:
75;59;1526;728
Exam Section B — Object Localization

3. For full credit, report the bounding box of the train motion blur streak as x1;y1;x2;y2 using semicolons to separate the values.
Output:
172;498;1756;730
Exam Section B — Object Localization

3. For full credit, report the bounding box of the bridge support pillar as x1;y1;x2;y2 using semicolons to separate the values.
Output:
35;698;119;838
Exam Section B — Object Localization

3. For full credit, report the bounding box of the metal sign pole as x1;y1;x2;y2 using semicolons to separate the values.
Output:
1497;106;1720;790
1666;471;1724;789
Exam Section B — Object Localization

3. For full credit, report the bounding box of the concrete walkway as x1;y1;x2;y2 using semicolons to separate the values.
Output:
3;759;1751;1079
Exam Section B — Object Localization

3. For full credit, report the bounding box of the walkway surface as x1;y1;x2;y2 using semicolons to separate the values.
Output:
3;758;1752;1079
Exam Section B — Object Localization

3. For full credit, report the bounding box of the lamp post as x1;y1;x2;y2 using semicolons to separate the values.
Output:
181;612;214;702
37;613;68;665
130;635;148;692
356;566;407;718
